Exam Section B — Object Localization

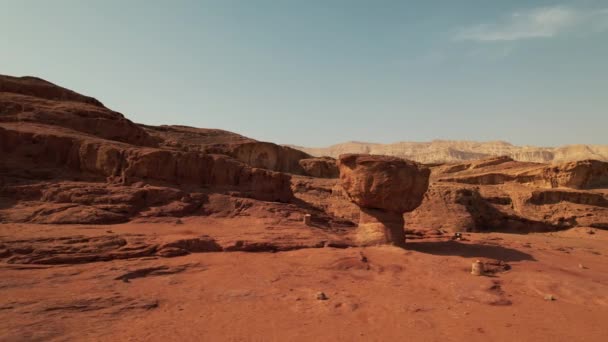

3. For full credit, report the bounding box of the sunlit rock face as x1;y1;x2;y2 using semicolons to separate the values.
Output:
337;154;430;247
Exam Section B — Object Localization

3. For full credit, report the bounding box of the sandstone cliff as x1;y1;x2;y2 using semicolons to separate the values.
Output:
288;140;608;164
142;125;313;175
0;75;294;224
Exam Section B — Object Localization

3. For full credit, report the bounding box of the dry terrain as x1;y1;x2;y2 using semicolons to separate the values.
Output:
1;219;608;341
1;75;608;341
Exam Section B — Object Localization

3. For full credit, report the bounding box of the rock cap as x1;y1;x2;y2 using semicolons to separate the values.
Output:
337;154;430;213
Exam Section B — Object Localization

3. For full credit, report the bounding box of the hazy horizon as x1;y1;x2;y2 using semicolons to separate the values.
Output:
2;0;607;147
287;139;608;149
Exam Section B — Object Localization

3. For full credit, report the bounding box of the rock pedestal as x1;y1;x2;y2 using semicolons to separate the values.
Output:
303;214;312;226
358;208;406;247
337;154;430;247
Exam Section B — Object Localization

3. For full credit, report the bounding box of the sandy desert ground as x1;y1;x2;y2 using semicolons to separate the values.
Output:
2;218;608;341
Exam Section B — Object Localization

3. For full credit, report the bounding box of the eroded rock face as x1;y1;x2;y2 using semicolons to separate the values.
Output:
0;75;295;225
292;155;608;235
436;158;608;190
142;125;316;176
541;160;608;189
224;142;310;175
299;157;339;178
337;154;430;246
0;75;156;147
0;126;293;204
338;154;430;213
0;75;103;106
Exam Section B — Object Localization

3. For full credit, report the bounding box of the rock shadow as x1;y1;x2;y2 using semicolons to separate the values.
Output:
407;240;535;262
0;197;17;210
455;188;570;232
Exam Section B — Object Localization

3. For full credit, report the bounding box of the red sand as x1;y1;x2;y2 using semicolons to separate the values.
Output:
1;219;607;341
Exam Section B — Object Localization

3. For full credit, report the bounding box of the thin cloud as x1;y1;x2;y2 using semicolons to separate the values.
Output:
454;6;608;42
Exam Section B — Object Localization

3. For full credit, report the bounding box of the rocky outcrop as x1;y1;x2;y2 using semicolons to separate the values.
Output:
538;160;608;189
0;125;293;203
290;154;608;234
526;189;608;208
0;75;294;226
0;181;198;224
143;125;314;176
0;75;321;178
299;157;339;178
0;75;156;147
403;157;608;233
0;75;103;106
337;154;430;246
221;142;311;175
142;125;255;150
4;73;606;234
439;159;608;190
338;154;430;213
2;234;159;265
121;149;293;202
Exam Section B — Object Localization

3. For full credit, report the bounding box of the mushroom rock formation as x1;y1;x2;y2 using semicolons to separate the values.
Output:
337;154;430;247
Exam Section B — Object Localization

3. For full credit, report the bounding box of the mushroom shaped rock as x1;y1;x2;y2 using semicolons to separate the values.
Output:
337;154;430;247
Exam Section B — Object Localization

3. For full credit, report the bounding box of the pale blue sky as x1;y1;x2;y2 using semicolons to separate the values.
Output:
1;0;607;146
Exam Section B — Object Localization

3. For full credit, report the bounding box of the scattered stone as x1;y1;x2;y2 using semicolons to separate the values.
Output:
544;294;556;301
471;260;484;276
303;214;312;226
316;292;329;300
578;263;587;269
480;259;511;274
359;252;368;263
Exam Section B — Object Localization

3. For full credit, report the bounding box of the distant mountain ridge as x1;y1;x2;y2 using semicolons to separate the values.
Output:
286;140;608;164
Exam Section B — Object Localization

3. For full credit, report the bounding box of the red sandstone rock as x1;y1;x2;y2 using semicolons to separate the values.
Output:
437;158;608;190
0;75;157;147
143;125;313;175
337;154;430;246
540;160;608;189
0;75;294;226
337;154;430;213
299;157;339;178
0;75;103;106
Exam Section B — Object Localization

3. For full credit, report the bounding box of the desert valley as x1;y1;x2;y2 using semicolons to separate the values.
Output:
0;75;607;341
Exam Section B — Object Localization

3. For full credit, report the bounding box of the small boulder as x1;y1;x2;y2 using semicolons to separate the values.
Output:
316;292;329;300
